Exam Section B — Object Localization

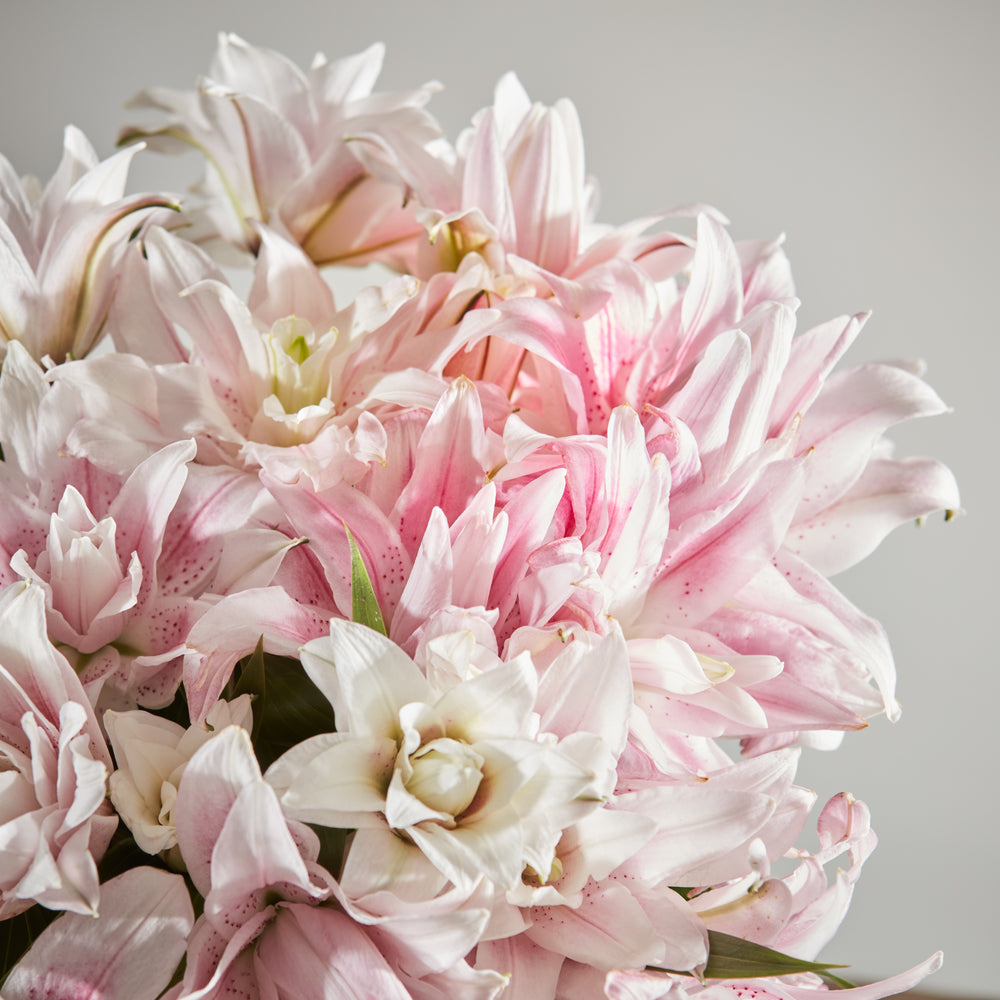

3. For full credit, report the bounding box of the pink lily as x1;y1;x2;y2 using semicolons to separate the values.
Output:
0;126;176;363
2;867;194;999
0;581;115;917
170;725;413;999
121;34;449;269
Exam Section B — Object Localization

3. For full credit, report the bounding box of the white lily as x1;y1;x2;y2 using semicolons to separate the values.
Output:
267;620;610;892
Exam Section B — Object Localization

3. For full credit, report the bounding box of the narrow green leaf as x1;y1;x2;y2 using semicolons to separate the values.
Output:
345;525;387;636
822;971;858;990
652;930;852;983
232;636;267;746
308;823;349;878
248;652;336;772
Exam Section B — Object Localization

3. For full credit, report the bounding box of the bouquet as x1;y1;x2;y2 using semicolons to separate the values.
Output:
0;33;959;1000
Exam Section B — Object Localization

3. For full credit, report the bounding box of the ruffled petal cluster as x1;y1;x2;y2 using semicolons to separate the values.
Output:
0;583;116;918
0;126;176;363
0;32;956;999
121;33;448;268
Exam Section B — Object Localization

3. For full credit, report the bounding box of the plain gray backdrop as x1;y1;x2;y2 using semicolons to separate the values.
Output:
1;2;995;996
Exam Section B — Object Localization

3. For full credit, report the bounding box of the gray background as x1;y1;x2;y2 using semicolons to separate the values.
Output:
1;2;995;995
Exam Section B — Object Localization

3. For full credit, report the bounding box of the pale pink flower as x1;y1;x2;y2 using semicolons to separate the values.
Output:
170;725;414;999
104;695;252;857
259;346;954;748
0;125;175;363
472;747;815;992
121;33;448;268
0;582;116;918
595;794;943;1000
475;810;708;986
686;792;874;957
3;431;200;709
2;867;194;1000
414;72;594;281
57;223;420;490
0;340;280;710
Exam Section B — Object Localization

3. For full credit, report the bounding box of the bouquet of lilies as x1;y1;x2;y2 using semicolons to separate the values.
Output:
0;34;959;1000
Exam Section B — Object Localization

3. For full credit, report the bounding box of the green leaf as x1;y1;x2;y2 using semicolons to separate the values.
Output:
345;525;387;636
244;651;336;772
821;971;858;990
149;683;191;730
308;823;349;878
232;636;267;746
652;930;853;984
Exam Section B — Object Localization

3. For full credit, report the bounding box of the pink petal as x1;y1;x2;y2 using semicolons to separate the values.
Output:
254;903;412;999
183;586;329;723
647;457;805;627
392;376;492;555
3;867;193;1000
718;301;796;476
698;877;795;946
537;628;632;755
391;506;454;646
247;223;335;329
476;935;564;1000
263;473;412;626
615;785;776;886
782;952;943;1000
787;455;960;575
738;555;899;720
506;97;585;274
173;725;263;896
794;361;951;521
527;879;662;970
109;439;196;597
768;312;865;439
662;328;751;457
461;107;517;249
205;778;323;929
676;213;745;370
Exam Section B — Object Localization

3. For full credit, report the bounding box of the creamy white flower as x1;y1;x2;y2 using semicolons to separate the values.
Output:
104;696;253;856
266;621;610;891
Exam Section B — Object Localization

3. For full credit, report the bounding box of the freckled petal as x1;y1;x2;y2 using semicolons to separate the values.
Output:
173;726;263;896
3;867;193;1000
527;879;662;970
205;779;322;927
255;903;412;999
